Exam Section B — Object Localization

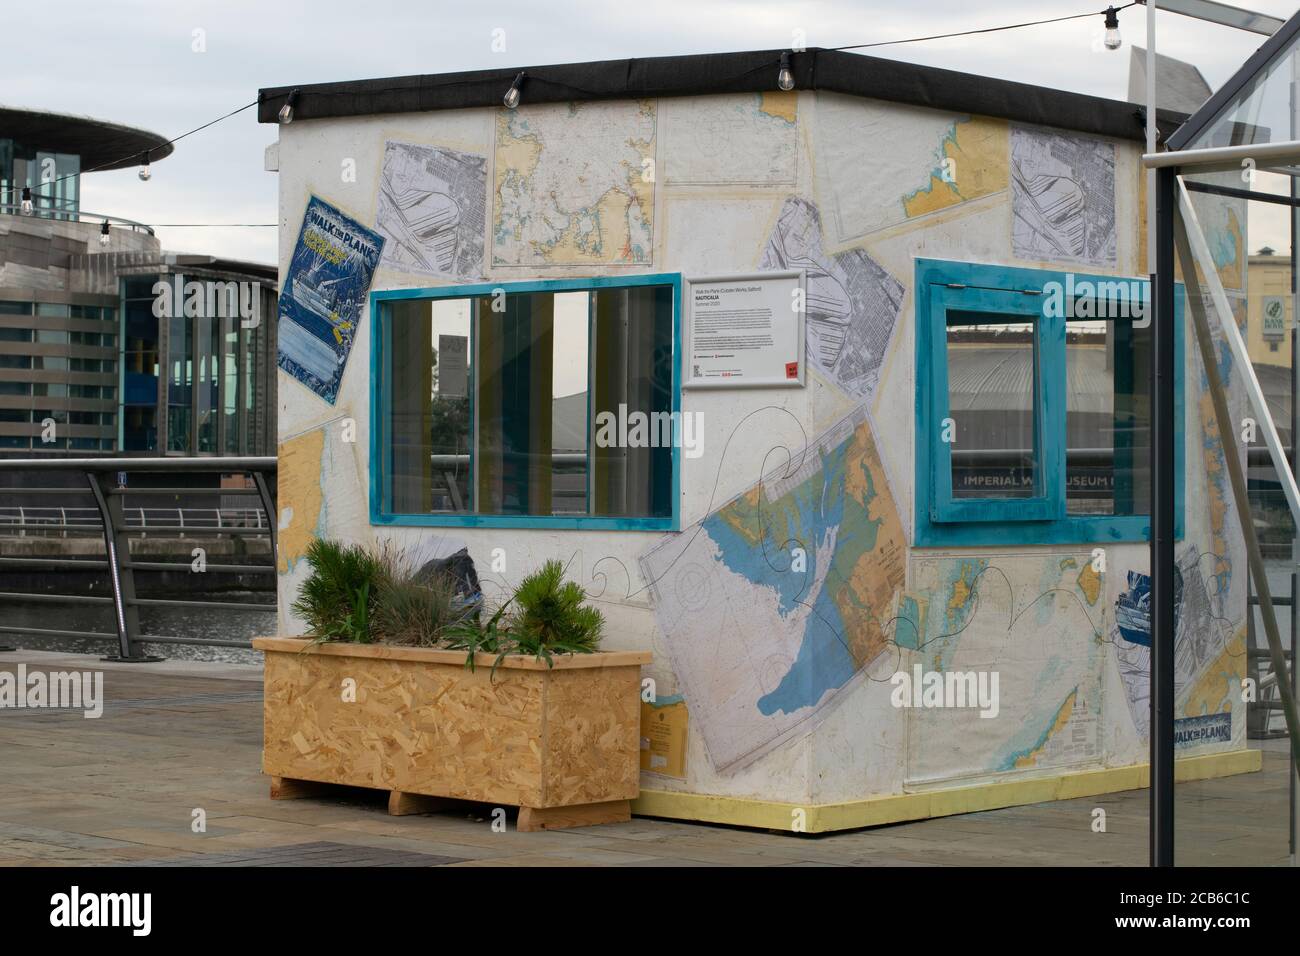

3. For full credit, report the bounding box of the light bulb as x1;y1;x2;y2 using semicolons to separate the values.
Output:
279;89;299;125
99;221;111;246
138;153;151;181
20;187;33;216
778;52;795;92
504;72;526;110
1104;7;1121;50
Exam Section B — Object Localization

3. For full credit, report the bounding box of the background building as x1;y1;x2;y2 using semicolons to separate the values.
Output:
0;106;276;457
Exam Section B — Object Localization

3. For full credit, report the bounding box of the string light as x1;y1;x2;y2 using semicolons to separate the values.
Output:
20;186;33;216
137;151;151;182
829;3;1141;52
503;72;526;109
99;220;111;246
278;89;299;125
778;52;795;91
1104;6;1122;50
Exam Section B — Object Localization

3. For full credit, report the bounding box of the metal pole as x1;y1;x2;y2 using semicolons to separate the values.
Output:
253;470;278;571
1147;0;1157;279
86;471;160;663
1152;164;1177;867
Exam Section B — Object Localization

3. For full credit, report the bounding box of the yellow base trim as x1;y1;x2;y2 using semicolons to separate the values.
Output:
632;749;1263;834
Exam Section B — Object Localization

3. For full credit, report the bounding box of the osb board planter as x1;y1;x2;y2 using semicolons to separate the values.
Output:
252;637;651;831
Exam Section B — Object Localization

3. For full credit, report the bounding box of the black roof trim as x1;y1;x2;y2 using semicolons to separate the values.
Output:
1166;8;1300;151
258;48;1185;143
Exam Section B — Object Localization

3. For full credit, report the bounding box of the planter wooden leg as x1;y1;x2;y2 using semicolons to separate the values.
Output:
270;776;329;800
387;791;456;816
517;800;631;832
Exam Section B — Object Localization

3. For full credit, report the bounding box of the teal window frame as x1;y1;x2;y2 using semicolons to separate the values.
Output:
915;258;1184;548
369;273;683;532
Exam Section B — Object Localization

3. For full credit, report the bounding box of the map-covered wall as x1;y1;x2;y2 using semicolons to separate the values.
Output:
273;88;1247;813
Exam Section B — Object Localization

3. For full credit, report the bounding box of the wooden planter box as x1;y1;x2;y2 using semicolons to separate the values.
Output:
252;638;651;831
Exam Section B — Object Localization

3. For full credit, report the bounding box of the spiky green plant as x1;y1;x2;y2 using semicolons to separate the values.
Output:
291;538;384;643
507;559;604;658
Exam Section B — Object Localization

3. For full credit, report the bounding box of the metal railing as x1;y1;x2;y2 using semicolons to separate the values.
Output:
0;203;157;235
0;507;268;535
0;457;276;661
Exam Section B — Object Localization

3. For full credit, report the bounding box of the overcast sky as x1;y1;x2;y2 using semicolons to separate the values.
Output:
5;0;1297;266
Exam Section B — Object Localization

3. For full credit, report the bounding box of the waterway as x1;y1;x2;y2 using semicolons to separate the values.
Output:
2;591;270;664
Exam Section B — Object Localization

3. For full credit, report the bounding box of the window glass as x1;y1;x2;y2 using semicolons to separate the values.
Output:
946;311;1037;499
168;314;193;452
389;299;464;513
591;286;674;519
223;319;240;454
384;282;674;521
1066;318;1151;515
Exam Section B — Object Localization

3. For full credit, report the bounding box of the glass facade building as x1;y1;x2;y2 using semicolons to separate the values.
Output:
0;107;276;457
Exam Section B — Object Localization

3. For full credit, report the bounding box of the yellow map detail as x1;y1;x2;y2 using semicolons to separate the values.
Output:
1217;208;1244;290
277;428;325;573
947;566;978;626
1013;689;1077;769
835;418;907;667
1199;390;1233;593
1076;563;1101;606
493;101;655;265
758;91;797;124
902;116;1008;219
492;112;542;227
1181;627;1246;718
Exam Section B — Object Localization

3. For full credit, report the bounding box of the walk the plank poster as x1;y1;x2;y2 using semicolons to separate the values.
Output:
277;196;385;404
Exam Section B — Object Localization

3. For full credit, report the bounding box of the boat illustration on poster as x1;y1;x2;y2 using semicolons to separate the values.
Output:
1115;568;1184;647
276;196;384;405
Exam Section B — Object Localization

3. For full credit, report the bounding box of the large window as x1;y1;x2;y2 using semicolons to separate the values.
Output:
915;259;1183;547
373;276;680;530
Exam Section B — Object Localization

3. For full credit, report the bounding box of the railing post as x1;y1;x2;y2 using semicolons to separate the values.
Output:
86;470;160;663
253;469;277;570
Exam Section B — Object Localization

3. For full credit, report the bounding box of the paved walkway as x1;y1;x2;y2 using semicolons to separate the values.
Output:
0;650;1291;866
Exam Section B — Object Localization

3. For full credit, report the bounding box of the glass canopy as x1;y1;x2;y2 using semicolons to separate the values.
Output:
1171;13;1300;152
